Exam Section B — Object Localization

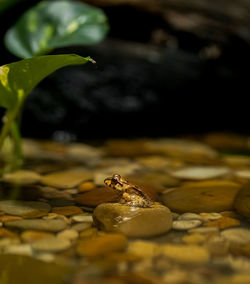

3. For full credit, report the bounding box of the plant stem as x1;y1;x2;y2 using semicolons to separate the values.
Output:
10;120;23;169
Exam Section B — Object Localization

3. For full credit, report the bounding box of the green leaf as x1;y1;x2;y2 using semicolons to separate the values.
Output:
4;0;109;58
0;54;92;109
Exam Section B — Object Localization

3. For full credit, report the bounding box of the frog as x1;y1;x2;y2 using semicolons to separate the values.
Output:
104;174;154;208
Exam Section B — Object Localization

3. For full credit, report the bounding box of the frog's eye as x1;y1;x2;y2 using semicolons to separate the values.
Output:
112;174;121;181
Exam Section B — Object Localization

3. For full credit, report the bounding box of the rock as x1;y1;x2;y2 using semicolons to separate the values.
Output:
0;238;20;248
38;186;73;200
41;168;93;189
205;235;229;256
173;220;202;230
234;183;250;218
160;244;210;264
76;233;127;257
5;219;67;232
71;222;92;232
3;170;41;185
21;231;54;243
127;241;159;258
221;228;250;245
162;181;240;213
79;227;98;239
0;200;51;218
67;143;103;163
4;244;33;256
57;229;78;241
75;187;119;207
0;215;23;222
93;203;172;238
170;166;230;180
52;206;83;216
136;155;174;170
182;233;206;244
0;228;19;239
32;237;71;252
236;243;250;258
200;212;222;221
235;170;250;179
204;216;240;229
178;213;202;220
188;227;219;235
78;182;96;193
72;214;93;223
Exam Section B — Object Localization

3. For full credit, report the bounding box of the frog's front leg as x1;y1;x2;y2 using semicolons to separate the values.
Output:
122;192;131;202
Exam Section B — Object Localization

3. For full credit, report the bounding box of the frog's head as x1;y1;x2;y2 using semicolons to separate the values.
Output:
104;174;124;191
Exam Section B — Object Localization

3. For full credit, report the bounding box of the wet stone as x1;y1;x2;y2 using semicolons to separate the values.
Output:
178;213;202;220
173;219;202;230
221;228;250;245
0;228;19;239
182;233;206;244
79;227;98;239
78;182;96;193
71;222;92;232
3;170;41;185
200;212;222;221
21;231;54;243
52;206;83;216
204;216;240;229
127;241;159;258
170;166;230;180
32;237;71;252
0;215;23;222
0;200;51;218
5;219;67;232
93;203;172;238
234;182;250;218
72;214;93;223
57;229;78;241
76;233;127;257
4;244;33;256
162;181;240;213
41;168;93;189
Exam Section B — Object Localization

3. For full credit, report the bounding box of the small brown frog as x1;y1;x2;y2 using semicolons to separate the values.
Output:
104;174;154;208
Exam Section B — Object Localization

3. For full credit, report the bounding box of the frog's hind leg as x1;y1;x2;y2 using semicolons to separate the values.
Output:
122;192;132;202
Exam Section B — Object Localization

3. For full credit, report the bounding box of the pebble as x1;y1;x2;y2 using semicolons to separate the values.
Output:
5;219;67;232
204;216;240;229
21;231;54;243
76;233;127;257
71;222;92;232
75;187;119;207
170;166;230;180
234;182;250;218
4;244;33;256
0;238;20;248
3;170;41;185
0;222;2;228
182;233;206;244
205;235;229;256
234;170;250;179
221;228;250;245
127;241;159;258
0;200;51;218
178;213;202;220
57;229;79;241
199;212;222;221
52;206;83;216
173;220;202;230
0;228;19;239
0;215;23;222
41;168;93;189
93;203;172;238
72;214;93;223
188;227;219;235
162;182;240;213
160;244;210;264
79;227;98;239
78;182;96;193
32;237;71;252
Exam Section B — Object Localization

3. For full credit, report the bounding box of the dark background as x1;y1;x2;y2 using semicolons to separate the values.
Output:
1;0;250;141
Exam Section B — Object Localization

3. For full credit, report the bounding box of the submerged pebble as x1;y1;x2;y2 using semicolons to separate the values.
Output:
93;203;172;238
221;228;250;245
173;219;202;230
32;237;71;252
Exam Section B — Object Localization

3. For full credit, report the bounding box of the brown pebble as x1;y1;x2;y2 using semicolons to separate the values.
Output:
0;215;23;222
0;228;18;239
52;206;83;216
204;216;240;229
21;231;54;243
78;182;96;193
79;228;98;239
76;233;127;257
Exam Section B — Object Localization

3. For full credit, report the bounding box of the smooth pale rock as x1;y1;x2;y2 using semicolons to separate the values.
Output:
0;238;20;248
21;231;54;243
234;183;250;218
182;233;206;244
127;241;159;258
5;219;67;232
200;212;222;221
32;237;71;252
204;216;240;229
57;229;78;240
3;170;41;185
75;187;119;207
221;229;250;245
173;220;202;230
162;182;240;213
178;213;202;220
4;244;33;256
52;206;83;216
41;168;93;189
170;166;230;180
93;203;172;238
72;214;93;223
235;170;250;179
160;244;210;264
0;200;51;218
76;233;127;257
71;222;92;232
188;227;219;235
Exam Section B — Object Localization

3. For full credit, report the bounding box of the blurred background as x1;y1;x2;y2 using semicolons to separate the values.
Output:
1;0;250;141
